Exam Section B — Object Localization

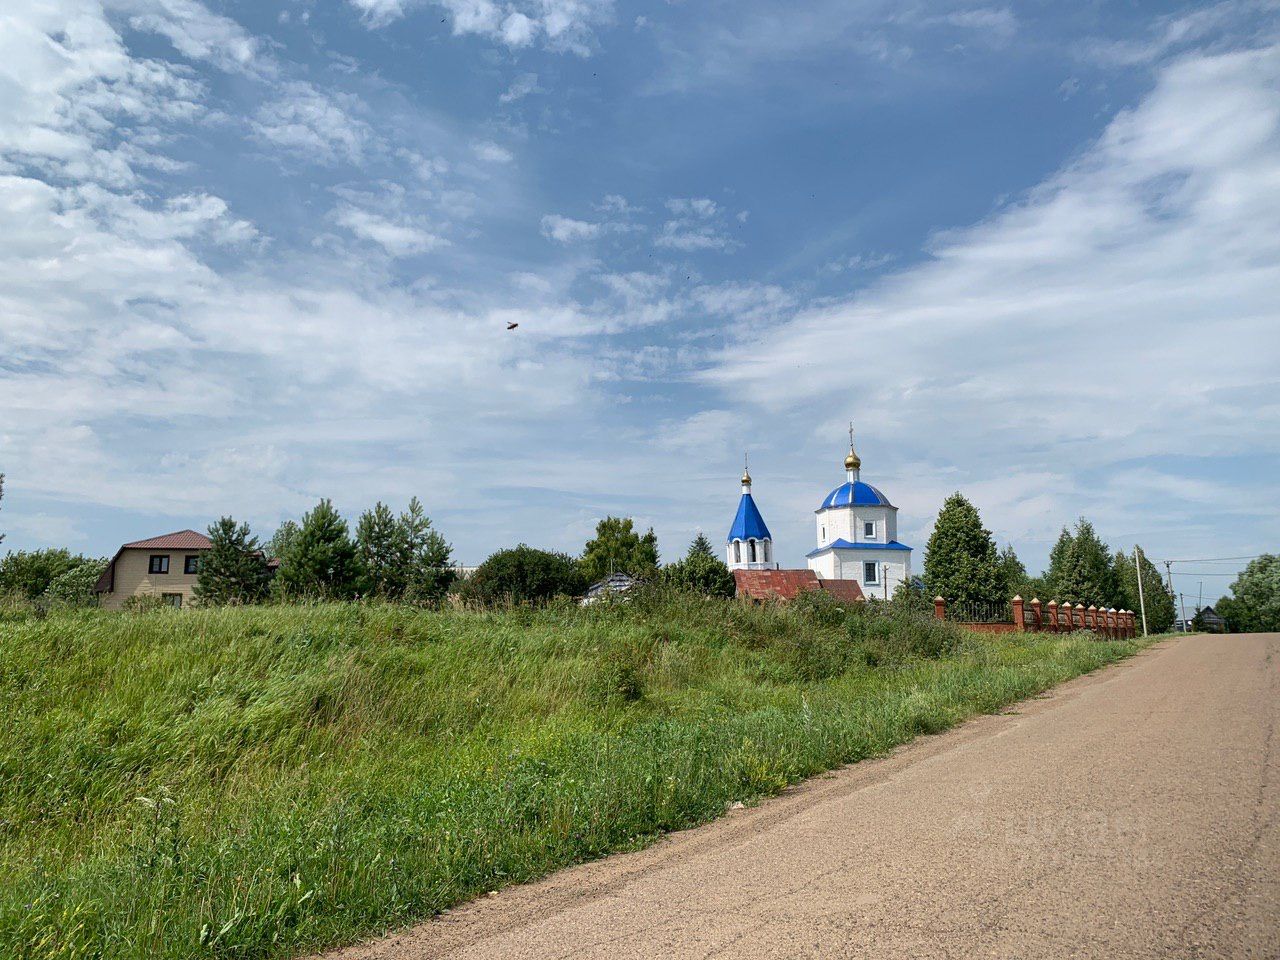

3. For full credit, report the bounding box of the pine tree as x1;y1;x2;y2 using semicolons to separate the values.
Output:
356;502;406;598
1114;547;1175;633
688;533;715;559
1049;518;1119;607
274;500;364;600
0;473;5;545
922;493;1007;604
193;517;270;605
997;544;1030;596
579;516;660;583
662;535;735;597
400;497;454;603
265;520;299;561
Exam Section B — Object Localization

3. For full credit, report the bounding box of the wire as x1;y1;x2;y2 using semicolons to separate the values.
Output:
1161;555;1261;563
1167;571;1242;576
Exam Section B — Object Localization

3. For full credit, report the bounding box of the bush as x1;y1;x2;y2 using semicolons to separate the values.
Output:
0;548;87;600
123;594;170;613
42;559;107;609
848;605;964;667
660;551;736;598
460;545;586;605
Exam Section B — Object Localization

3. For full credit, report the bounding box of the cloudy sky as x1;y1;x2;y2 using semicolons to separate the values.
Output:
2;0;1278;597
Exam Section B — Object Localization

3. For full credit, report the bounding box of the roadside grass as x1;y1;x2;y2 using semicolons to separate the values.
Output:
0;597;1155;959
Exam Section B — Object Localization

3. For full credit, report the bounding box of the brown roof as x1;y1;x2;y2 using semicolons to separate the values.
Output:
734;569;865;603
121;530;212;550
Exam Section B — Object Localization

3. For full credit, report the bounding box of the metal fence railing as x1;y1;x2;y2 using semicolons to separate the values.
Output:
948;599;1013;623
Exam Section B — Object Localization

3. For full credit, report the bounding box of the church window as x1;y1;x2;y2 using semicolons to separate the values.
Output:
864;520;876;539
749;539;757;562
863;562;878;584
734;541;741;563
821;525;826;542
762;541;770;562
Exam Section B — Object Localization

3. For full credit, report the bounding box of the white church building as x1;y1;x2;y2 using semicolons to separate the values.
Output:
727;431;912;596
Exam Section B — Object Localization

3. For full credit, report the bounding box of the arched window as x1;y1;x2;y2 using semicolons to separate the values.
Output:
749;539;757;562
733;541;741;563
762;541;770;562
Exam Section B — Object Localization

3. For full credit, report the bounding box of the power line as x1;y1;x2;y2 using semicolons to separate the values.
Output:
1167;571;1242;577
1161;555;1261;563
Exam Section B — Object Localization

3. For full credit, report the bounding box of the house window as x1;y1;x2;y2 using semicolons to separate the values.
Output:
184;555;200;574
863;561;878;584
863;521;876;539
161;593;182;608
149;555;170;574
734;541;741;563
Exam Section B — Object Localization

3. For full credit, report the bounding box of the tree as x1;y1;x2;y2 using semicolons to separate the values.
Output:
579;516;660;583
461;545;585;605
273;500;364;600
265;520;299;561
356;502;406;598
42;559;108;608
0;548;85;600
1047;519;1119;607
1215;555;1280;632
193;517;270;605
997;544;1031;596
0;473;5;545
1113;548;1175;633
922;493;1007;604
399;497;454;604
662;536;735;598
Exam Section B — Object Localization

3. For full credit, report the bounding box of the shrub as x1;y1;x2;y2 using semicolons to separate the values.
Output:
0;548;87;600
848;605;964;667
123;594;170;613
460;545;586;605
661;548;735;599
42;559;107;609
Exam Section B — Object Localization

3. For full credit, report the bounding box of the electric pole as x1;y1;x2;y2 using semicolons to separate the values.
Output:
1134;546;1149;637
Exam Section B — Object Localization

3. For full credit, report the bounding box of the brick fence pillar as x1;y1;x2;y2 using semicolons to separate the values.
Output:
1047;600;1059;633
934;596;946;621
1128;610;1137;639
1012;595;1025;632
1105;607;1116;638
1074;603;1086;631
1030;598;1042;631
1087;605;1098;633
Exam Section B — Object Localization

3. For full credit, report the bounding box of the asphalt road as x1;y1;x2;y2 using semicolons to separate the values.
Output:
326;634;1279;960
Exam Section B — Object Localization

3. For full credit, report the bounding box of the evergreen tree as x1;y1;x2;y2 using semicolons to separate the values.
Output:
399;497;455;603
1114;547;1175;633
0;473;5;545
922;493;1007;604
997;544;1030;596
579;516;660;583
356;502;406;598
688;532;716;559
193;517;270;605
662;536;736;598
1049;518;1119;607
265;520;300;561
1216;555;1280;632
274;500;364;600
1044;526;1074;597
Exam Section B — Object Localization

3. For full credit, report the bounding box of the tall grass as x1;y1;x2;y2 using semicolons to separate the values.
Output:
0;595;1150;959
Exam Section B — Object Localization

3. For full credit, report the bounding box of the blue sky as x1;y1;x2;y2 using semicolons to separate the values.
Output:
2;0;1278;599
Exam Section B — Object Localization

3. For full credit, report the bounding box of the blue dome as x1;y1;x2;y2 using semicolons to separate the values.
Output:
817;481;892;511
727;493;772;542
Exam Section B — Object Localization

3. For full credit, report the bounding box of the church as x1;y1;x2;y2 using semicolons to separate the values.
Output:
726;430;913;598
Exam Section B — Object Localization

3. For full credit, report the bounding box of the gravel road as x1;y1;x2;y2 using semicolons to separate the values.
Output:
323;633;1279;959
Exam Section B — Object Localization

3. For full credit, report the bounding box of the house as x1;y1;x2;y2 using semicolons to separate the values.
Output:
1194;605;1227;633
94;529;213;609
581;572;641;604
733;569;865;604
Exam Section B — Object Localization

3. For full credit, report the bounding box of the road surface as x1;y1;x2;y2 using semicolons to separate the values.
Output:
325;634;1279;959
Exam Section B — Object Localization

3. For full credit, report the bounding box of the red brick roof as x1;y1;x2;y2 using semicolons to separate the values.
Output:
734;569;865;603
121;530;212;550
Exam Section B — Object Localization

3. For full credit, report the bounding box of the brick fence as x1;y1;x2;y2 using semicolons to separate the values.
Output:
932;596;1137;639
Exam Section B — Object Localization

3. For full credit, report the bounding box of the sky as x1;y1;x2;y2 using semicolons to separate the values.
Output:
1;0;1278;602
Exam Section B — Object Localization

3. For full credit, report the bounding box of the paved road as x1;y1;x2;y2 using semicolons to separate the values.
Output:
328;634;1279;960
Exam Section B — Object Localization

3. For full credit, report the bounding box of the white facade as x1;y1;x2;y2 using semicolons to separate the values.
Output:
726;469;779;571
805;439;912;596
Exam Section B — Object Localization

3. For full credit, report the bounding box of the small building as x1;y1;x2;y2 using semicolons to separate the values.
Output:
1194;605;1227;633
806;432;912;598
94;530;213;610
733;569;864;604
726;462;779;571
581;572;641;604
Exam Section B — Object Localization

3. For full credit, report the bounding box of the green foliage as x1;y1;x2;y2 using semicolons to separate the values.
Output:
273;500;364;600
661;537;735;598
462;545;586;605
265;520;299;561
123;593;170;613
399;497;455;604
579;516;660;583
355;502;404;598
42;558;108;609
0;548;87;600
922;493;1007;604
848;604;965;667
1215;555;1280;632
0;472;5;545
193;517;270;606
997;544;1031;596
1114;548;1175;633
0;601;1150;960
1046;519;1120;607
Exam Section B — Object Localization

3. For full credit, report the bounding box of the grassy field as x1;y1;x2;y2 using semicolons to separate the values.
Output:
0;595;1153;959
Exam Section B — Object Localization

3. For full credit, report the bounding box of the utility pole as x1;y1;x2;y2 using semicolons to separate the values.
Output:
1179;592;1188;631
1134;546;1149;637
1163;559;1178;631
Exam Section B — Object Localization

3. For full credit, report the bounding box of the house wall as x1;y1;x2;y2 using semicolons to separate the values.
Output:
100;549;204;610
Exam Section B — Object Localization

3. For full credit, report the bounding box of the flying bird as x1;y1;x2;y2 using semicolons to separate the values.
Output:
507;322;519;330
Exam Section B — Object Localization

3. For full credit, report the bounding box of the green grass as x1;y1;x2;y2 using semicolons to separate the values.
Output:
0;596;1153;959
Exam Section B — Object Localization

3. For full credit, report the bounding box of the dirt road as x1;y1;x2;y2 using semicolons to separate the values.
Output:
326;634;1279;959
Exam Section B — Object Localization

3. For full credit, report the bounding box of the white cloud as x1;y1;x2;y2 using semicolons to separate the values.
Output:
113;0;268;76
251;81;374;165
499;72;541;103
540;213;601;242
333;205;448;255
472;139;514;163
346;0;615;54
